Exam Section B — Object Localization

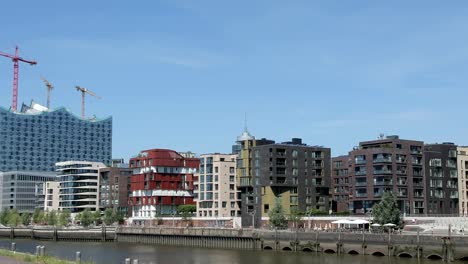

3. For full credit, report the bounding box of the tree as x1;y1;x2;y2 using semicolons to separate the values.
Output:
288;208;303;229
177;205;196;221
21;213;31;226
92;210;101;225
372;191;403;227
32;208;41;224
79;209;93;228
307;208;328;216
46;210;57;226
269;198;287;229
37;211;46;225
103;208;114;226
8;209;20;227
0;208;10;225
58;210;71;227
114;211;125;225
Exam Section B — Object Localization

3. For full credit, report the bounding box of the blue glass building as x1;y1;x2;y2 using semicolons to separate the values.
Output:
0;104;112;172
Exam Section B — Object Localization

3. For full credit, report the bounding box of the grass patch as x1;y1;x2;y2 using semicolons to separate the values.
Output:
0;248;94;264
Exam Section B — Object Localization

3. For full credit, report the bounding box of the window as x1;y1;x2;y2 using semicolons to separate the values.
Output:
229;176;235;182
229;167;235;173
292;150;298;158
264;204;269;213
215;167;219;173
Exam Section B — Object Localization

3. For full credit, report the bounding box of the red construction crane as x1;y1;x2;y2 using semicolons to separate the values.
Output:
0;46;37;111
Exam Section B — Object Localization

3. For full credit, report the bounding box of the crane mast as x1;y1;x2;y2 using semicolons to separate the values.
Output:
40;76;53;109
75;85;101;118
0;46;37;111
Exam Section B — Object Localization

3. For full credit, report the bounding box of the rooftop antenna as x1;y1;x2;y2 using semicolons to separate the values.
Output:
244;112;248;132
379;133;385;139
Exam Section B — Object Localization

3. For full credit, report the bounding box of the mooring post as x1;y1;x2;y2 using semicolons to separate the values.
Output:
125;258;131;264
35;245;40;256
11;242;16;252
40;245;45;256
133;259;139;264
76;251;81;264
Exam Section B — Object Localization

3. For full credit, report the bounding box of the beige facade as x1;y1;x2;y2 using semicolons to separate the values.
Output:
194;154;239;218
43;181;60;212
458;147;468;216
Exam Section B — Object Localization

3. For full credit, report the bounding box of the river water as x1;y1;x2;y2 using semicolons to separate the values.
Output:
0;238;463;264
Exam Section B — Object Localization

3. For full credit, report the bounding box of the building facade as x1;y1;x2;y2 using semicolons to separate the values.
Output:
99;166;132;214
458;147;468;216
56;161;105;213
35;181;60;212
0;104;112;172
347;135;425;215
424;143;459;215
331;155;350;213
253;138;331;226
194;154;238;218
0;171;56;212
128;149;199;219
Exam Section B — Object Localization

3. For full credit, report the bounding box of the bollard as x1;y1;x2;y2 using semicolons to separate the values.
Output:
133;259;139;264
76;251;81;264
11;242;16;252
40;245;45;256
35;246;41;256
125;258;131;264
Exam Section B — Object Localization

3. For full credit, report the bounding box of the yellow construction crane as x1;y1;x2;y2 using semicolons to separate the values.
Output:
75;85;101;118
40;76;53;109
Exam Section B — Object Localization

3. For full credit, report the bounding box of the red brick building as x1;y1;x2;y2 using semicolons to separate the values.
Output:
128;149;199;219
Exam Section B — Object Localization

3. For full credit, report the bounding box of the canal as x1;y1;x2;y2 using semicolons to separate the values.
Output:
0;238;465;264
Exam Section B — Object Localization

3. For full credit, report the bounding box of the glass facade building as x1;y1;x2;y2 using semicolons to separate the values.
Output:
0;106;112;172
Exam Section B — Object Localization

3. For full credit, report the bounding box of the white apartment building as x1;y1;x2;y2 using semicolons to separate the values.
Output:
194;154;239;218
56;161;106;213
458;147;468;216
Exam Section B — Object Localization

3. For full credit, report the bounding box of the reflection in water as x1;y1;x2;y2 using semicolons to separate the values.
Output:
0;238;463;264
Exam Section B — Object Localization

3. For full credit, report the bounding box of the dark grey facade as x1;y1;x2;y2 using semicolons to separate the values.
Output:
348;135;425;215
424;143;459;215
0;107;112;172
252;138;331;226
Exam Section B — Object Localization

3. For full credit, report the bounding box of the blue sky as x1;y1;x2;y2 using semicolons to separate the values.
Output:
1;1;468;159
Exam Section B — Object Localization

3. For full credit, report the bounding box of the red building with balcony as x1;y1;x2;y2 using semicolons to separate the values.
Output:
128;149;199;219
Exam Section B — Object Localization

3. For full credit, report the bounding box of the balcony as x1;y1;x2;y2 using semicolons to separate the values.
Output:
374;191;384;197
355;182;367;187
239;177;252;187
355;159;366;165
397;180;407;185
396;170;407;175
413;182;424;188
374;180;393;186
373;170;392;175
354;170;367;176
411;149;422;155
395;158;406;164
373;158;392;163
355;193;367;198
413;193;424;198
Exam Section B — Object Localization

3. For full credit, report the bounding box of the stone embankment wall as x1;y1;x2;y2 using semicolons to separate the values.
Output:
1;227;468;261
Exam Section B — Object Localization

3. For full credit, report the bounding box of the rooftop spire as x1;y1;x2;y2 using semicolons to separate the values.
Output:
244;112;248;132
237;113;255;142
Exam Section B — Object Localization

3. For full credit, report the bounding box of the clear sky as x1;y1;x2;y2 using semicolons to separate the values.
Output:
1;1;468;160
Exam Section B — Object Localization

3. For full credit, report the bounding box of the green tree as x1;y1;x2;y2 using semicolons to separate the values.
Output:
177;205;196;221
114;211;125;225
372;191;403;227
307;208;328;216
58;210;71;227
79;209;93;228
21;212;31;226
0;208;10;225
8;209;21;227
37;211;45;225
92;210;101;225
269;198;287;229
103;208;114;226
32;208;41;224
288;208;303;229
46;210;57;226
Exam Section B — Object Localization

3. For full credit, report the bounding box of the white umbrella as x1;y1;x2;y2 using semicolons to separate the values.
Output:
384;223;396;227
350;219;370;225
331;219;350;224
371;223;381;227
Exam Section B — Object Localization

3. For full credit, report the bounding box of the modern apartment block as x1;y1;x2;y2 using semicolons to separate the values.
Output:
253;138;331;226
56;161;105;213
0;171;56;212
458;147;468;216
99;166;132;214
194;154;239;218
35;181;60;212
347;135;425;215
0;102;112;172
128;149;199;219
424;143;459;215
331;155;350;213
232;128;274;227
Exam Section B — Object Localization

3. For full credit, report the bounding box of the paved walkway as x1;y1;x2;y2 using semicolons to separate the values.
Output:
0;255;32;264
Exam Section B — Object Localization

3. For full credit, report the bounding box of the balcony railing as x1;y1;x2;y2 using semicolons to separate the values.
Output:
239;177;252;187
374;181;393;185
373;158;392;163
355;193;367;198
355;171;367;176
373;170;392;175
355;159;366;165
355;182;367;186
